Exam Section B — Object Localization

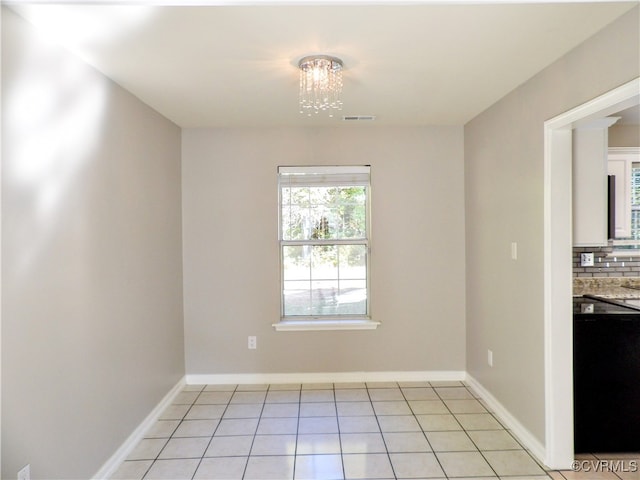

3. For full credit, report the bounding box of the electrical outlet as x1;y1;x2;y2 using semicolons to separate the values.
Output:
17;464;30;480
581;303;595;314
580;252;594;267
488;350;493;367
248;336;257;350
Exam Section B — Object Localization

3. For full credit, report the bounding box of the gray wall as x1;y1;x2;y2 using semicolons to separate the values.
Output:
609;124;640;147
182;127;466;375
464;6;639;446
1;9;185;479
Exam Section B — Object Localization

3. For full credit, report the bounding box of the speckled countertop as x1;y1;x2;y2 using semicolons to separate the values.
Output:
573;277;640;298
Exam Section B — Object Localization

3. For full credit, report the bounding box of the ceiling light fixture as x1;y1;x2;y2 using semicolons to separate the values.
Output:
298;55;343;117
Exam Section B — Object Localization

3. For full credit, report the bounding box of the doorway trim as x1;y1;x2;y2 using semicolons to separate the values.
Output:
543;77;639;469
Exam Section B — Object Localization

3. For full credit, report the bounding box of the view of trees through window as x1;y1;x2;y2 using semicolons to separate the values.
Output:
281;185;368;317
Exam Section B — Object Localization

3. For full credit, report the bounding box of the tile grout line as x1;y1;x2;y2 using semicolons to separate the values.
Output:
141;388;199;480
402;382;448;479
449;384;501;480
366;381;399;480
205;384;244;480
186;384;222;480
434;383;488;479
292;383;302;480
241;384;267;480
332;383;348;480
140;384;200;480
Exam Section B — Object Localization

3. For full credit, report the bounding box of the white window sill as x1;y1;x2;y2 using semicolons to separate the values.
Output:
273;319;380;332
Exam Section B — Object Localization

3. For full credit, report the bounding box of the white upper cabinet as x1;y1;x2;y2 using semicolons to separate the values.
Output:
572;117;620;247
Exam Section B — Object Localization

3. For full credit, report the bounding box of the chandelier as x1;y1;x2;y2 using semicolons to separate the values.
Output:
298;55;344;117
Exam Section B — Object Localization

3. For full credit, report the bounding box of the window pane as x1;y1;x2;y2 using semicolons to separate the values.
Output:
309;280;367;316
309;186;328;205
311;280;339;315
283;280;311;316
283;246;310;280
291;187;311;206
633;210;640;240
337;279;367;315
339;204;366;238
632;163;640;206
310;208;332;239
282;205;308;240
281;186;291;206
311;245;338;280
281;185;367;241
282;243;367;317
338;245;367;279
332;187;366;238
631;163;640;240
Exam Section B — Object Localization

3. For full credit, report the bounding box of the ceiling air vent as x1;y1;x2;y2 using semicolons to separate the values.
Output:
342;115;376;121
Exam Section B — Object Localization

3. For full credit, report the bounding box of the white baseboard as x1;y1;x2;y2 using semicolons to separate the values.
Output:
186;370;466;386
93;376;186;480
465;374;547;467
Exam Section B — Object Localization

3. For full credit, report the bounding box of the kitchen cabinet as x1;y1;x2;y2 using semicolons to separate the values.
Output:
573;297;640;452
572;118;620;246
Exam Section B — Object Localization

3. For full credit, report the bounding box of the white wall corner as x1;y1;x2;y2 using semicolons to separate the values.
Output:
465;374;547;468
92;376;187;480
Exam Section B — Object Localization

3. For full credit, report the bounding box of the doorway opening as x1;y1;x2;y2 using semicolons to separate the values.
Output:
543;77;639;469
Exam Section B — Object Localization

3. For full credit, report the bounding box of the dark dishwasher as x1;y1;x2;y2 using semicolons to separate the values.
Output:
573;296;640;453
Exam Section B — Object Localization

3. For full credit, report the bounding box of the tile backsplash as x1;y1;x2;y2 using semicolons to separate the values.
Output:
573;246;640;277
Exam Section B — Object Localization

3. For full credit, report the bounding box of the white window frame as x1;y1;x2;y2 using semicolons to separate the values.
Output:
274;165;379;332
609;148;640;253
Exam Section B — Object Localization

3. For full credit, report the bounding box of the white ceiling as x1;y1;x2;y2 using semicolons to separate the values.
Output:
10;2;638;128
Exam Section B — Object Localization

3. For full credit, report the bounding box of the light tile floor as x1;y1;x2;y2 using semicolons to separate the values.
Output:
110;381;639;480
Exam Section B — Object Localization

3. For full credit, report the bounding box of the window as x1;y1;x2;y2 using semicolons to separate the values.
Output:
631;162;640;240
275;166;377;331
609;148;640;251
